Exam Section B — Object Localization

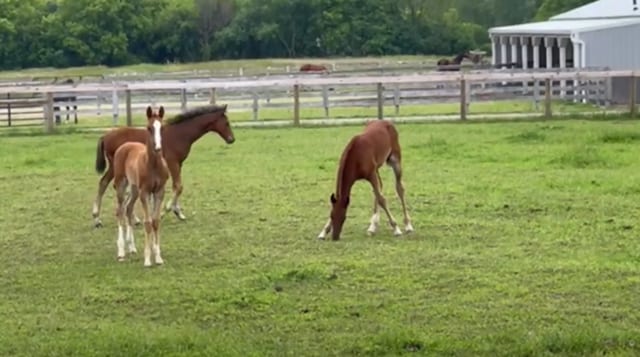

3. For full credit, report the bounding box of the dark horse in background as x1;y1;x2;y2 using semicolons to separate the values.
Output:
52;78;78;124
299;63;329;73
436;52;480;72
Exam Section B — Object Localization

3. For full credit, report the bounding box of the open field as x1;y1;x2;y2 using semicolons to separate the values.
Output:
0;99;611;131
1;118;640;356
0;55;441;80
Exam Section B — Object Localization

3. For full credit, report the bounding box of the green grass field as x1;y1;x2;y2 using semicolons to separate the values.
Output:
0;55;440;80
1;99;613;134
1;117;640;356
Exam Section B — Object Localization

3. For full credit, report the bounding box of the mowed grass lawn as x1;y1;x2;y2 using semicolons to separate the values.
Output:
1;118;640;356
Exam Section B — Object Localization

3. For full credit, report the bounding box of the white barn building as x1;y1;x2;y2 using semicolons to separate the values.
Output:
488;0;640;103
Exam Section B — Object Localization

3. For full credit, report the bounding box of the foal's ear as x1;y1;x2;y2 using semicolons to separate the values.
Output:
158;106;165;118
146;106;153;118
330;193;337;204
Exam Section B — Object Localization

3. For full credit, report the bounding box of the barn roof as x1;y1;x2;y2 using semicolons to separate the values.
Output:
489;17;640;36
552;0;640;20
489;0;640;37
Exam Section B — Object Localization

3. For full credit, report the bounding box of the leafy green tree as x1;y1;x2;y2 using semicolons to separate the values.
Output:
535;0;593;20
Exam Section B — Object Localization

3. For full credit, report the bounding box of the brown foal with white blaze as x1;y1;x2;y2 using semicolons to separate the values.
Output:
317;120;414;241
113;106;170;266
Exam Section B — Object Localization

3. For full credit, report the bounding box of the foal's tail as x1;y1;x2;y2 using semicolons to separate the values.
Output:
95;136;107;174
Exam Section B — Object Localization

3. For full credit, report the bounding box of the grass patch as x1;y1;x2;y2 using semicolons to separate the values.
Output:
0;99;604;133
549;145;615;169
2;118;640;356
0;55;441;80
600;130;640;144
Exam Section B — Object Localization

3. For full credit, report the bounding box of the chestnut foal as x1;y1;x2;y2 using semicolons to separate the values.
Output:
318;120;414;240
112;106;170;266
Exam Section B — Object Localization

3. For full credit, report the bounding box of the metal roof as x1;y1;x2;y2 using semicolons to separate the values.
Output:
488;17;640;36
552;0;640;20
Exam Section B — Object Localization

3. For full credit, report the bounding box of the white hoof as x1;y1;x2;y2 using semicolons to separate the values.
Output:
393;226;403;236
367;227;376;236
405;223;414;233
317;233;326;240
155;257;164;265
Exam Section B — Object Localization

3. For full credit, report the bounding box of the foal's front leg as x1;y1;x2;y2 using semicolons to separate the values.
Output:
317;217;332;240
139;191;153;267
151;190;165;265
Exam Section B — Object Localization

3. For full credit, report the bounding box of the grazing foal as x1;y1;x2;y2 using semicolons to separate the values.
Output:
317;120;414;241
113;106;170;266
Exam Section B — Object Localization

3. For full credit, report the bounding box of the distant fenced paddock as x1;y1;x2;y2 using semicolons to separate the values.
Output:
0;68;637;131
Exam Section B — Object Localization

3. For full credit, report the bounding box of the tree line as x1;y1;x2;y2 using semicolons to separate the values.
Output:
0;0;593;71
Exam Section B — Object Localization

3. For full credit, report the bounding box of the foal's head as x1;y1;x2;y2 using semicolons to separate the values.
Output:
329;193;349;240
146;105;165;152
207;104;235;144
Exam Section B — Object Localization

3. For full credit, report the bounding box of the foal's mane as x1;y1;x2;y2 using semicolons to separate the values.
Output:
336;137;358;200
165;104;227;126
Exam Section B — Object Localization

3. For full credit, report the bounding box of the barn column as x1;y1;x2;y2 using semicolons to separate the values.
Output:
490;35;497;66
531;37;542;107
544;37;555;69
510;37;519;67
499;36;509;68
571;38;585;103
572;40;581;69
520;36;529;94
558;37;569;97
520;37;529;69
532;37;541;69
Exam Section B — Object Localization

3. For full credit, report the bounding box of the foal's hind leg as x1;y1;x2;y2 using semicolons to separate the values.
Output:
93;165;114;228
164;161;186;220
124;186;139;255
114;179;128;261
369;173;402;236
387;155;414;233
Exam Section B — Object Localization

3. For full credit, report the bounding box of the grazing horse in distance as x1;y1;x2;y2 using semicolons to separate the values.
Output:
113;106;169;267
436;52;473;72
317;120;414;241
92;104;235;228
53;78;78;124
300;63;329;73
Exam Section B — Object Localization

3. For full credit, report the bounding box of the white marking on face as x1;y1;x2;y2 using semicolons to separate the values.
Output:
152;120;162;151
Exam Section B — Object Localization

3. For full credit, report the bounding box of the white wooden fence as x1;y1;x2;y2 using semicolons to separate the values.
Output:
0;69;637;132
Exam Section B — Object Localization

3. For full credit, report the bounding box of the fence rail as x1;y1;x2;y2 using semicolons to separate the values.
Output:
0;69;637;131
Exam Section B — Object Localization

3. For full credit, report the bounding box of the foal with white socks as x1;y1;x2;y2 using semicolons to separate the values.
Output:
317;120;414;241
112;106;170;266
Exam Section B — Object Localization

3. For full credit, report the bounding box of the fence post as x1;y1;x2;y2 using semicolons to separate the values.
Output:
630;75;637;117
6;93;11;127
459;78;467;120
209;88;216;104
605;77;613;108
112;88;119;126
125;89;132;126
544;78;552;118
44;92;54;133
293;84;300;126
322;85;330;118
376;83;384;119
180;88;187;111
252;92;259;121
393;85;400;116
